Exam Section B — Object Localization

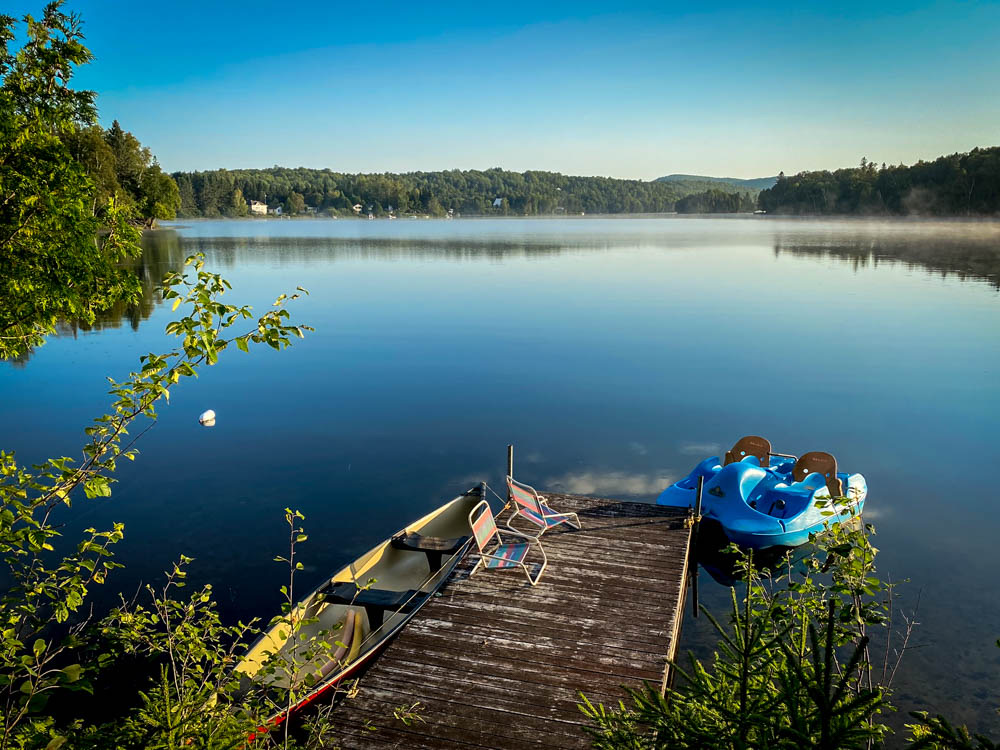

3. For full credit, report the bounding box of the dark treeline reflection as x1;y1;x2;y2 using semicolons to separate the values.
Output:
774;223;1000;288
14;230;579;364
181;234;576;268
12;232;188;366
63;231;188;332
20;220;997;363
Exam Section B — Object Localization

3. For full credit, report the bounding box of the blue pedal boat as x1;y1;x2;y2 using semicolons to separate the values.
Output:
657;436;867;549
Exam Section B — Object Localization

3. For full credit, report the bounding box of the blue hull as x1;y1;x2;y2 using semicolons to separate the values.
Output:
657;455;867;549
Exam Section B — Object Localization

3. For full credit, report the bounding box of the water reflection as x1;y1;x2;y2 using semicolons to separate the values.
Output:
694;521;793;587
62;231;187;333
61;219;1000;342
692;517;861;587
186;235;571;267
51;219;1000;340
773;221;1000;288
544;469;676;496
11;232;188;366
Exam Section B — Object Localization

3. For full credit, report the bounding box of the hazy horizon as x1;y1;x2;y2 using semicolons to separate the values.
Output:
9;0;999;179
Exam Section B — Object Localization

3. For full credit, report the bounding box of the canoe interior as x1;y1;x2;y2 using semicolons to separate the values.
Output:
237;491;481;688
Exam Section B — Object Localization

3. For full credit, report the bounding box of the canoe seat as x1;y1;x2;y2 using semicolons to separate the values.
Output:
317;582;422;629
390;532;470;573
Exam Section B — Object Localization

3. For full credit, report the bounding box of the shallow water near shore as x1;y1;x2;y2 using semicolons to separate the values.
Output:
2;216;998;738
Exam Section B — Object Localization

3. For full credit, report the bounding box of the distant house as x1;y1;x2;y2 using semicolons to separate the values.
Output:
249;200;267;216
352;203;363;214
493;197;502;208
268;205;283;216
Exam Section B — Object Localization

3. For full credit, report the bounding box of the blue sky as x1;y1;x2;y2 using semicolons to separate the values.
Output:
10;0;1000;178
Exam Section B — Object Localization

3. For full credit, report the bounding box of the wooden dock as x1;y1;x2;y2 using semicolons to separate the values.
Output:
331;491;693;749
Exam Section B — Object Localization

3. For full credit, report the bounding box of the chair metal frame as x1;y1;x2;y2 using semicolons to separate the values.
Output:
505;475;582;539
468;500;547;586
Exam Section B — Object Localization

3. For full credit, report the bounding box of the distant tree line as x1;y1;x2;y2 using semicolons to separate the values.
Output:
173;148;1000;219
66;120;180;227
170;167;700;217
674;189;756;214
759;148;1000;215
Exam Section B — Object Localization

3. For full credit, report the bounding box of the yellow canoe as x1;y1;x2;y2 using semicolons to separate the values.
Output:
238;486;482;727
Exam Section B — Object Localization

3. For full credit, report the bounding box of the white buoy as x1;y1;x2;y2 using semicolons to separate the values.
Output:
198;409;216;427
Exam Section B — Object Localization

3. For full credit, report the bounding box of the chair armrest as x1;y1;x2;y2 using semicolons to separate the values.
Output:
540;510;574;519
498;528;544;545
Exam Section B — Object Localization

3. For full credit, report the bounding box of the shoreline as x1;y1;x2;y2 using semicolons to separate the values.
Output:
161;212;1000;224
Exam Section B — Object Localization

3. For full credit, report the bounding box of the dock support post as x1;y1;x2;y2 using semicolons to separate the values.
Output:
691;475;704;619
506;444;514;478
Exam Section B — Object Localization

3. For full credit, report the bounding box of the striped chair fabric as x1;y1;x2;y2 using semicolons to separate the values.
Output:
484;543;530;569
471;504;498;548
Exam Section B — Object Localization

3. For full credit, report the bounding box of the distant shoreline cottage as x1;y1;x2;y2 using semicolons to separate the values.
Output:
249;200;267;216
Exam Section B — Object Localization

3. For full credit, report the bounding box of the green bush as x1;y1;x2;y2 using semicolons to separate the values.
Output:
581;518;998;749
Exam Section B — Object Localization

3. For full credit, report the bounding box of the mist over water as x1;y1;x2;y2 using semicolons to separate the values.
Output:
2;216;998;738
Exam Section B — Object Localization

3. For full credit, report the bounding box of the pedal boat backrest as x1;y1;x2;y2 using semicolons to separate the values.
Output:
791;451;843;497
724;435;771;468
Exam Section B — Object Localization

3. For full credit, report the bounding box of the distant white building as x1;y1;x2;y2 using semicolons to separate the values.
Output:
352;203;363;214
249;200;267;216
493;197;502;207
268;205;282;216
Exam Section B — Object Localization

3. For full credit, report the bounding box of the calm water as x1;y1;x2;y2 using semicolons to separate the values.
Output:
3;217;999;736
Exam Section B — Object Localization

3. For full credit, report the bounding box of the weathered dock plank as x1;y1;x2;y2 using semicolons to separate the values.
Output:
330;492;692;749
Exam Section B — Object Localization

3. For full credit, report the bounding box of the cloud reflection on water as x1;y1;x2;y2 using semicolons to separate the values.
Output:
545;469;675;497
679;442;722;455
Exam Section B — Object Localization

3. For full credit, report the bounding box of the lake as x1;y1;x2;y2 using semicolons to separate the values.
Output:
2;216;998;737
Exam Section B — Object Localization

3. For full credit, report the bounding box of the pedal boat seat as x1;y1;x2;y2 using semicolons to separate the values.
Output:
724;435;771;468
791;451;843;497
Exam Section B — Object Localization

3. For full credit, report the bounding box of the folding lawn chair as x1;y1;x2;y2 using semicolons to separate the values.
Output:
505;475;582;539
468;500;547;586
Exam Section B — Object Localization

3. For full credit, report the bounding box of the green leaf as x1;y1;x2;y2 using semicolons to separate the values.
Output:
61;664;82;683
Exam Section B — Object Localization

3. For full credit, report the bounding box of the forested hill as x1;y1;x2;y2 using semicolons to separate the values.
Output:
655;174;778;191
171;167;706;217
758;148;1000;215
674;190;757;214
